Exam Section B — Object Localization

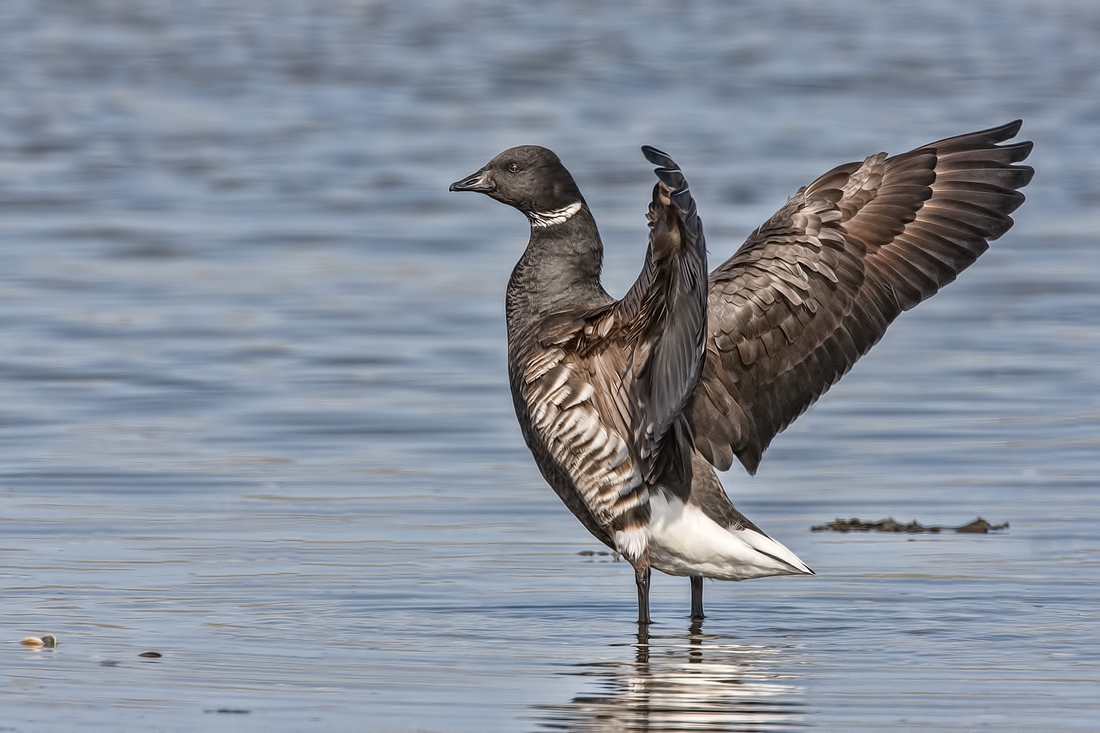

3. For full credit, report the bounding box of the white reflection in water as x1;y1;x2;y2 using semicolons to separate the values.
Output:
536;625;805;732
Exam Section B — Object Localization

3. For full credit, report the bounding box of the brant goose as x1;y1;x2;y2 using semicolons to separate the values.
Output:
450;121;1033;625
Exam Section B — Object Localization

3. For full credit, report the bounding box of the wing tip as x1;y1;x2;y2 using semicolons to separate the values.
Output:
641;144;676;168
642;146;689;194
642;146;704;240
738;448;762;476
928;119;1033;155
996;118;1024;140
1011;140;1036;166
969;118;1025;145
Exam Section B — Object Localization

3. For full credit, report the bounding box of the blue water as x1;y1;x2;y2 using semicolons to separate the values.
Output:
2;1;1099;730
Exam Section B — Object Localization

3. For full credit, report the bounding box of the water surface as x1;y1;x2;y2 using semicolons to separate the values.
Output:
2;1;1099;730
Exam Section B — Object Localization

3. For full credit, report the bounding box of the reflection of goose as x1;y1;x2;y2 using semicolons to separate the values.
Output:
451;123;1032;623
533;625;805;732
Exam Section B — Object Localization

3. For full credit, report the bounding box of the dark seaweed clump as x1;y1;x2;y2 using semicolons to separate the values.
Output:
811;517;1009;534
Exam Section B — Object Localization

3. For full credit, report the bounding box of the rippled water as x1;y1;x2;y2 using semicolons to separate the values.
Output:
2;1;1099;730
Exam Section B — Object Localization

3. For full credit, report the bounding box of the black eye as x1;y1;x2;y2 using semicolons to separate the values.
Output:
508;163;521;173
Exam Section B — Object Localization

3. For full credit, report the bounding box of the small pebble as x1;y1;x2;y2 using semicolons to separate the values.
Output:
138;651;162;658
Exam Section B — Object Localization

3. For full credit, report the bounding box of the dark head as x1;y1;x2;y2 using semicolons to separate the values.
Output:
449;146;585;217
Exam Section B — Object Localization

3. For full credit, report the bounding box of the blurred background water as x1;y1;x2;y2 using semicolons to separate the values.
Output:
1;1;1098;730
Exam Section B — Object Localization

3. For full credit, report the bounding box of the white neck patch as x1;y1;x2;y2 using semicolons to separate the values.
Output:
527;201;582;228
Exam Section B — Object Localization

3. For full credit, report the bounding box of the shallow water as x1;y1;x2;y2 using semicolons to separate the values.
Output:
2;1;1100;730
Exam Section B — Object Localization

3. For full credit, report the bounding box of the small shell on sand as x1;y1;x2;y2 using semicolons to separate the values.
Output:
21;634;57;648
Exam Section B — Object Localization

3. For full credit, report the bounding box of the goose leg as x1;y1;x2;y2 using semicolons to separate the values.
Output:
635;566;652;626
690;575;705;621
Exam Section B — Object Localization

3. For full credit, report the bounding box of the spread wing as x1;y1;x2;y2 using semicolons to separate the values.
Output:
517;149;707;531
691;120;1035;474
